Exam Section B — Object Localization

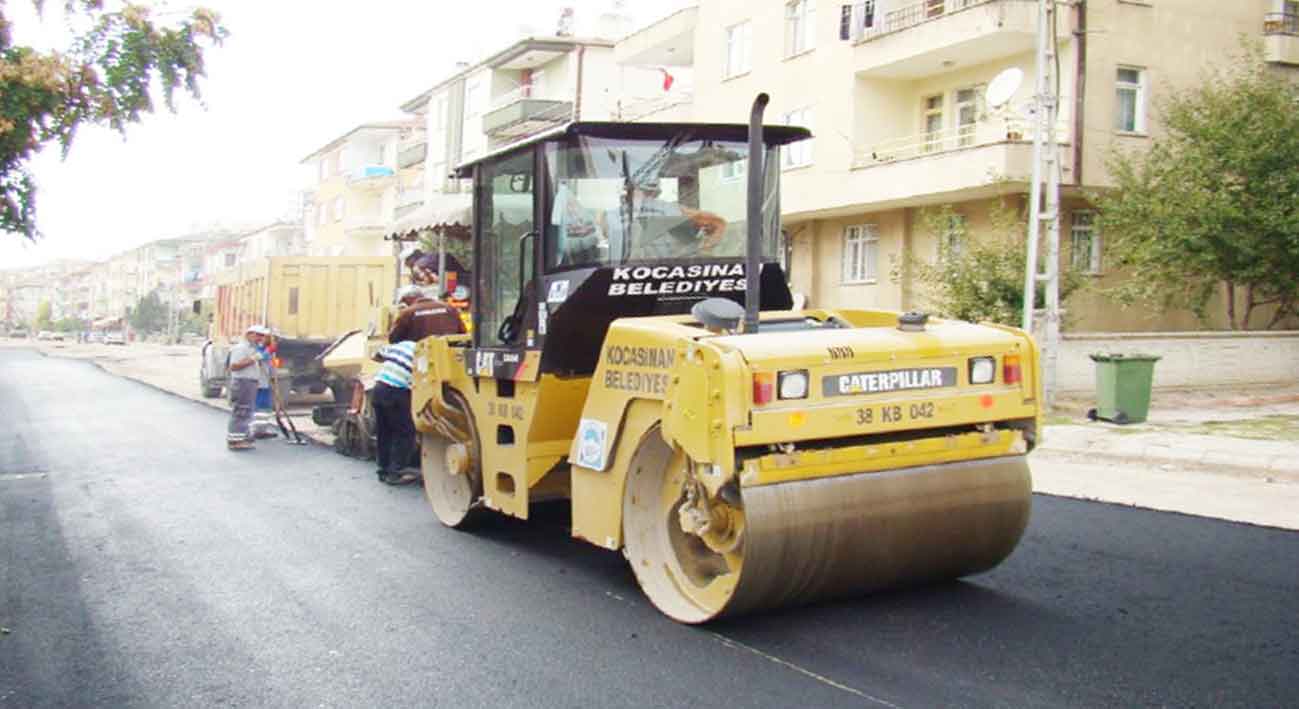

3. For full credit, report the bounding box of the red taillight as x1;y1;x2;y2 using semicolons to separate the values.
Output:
753;372;775;406
1003;355;1022;385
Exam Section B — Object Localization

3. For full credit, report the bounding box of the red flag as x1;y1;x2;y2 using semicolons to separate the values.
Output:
658;68;675;92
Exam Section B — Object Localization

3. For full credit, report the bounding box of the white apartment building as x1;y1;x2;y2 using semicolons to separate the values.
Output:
390;17;684;241
301;122;413;257
237;221;306;265
619;0;1299;332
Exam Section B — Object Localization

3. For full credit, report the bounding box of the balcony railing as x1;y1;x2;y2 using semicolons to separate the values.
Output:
396;187;424;210
343;215;387;232
853;117;1067;168
1264;12;1299;36
852;0;1030;43
398;140;427;169
346;165;396;184
615;91;694;122
483;95;573;137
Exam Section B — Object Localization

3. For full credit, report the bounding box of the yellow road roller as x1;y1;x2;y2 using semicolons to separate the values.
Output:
410;95;1039;623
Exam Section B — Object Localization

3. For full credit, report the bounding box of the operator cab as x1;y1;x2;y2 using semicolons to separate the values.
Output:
456;121;811;379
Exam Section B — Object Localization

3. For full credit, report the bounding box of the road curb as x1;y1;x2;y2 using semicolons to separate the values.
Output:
1034;446;1299;484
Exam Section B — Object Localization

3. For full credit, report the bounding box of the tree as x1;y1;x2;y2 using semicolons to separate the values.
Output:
1095;44;1299;330
128;289;165;333
54;315;85;332
34;298;51;329
1;2;228;239
894;200;1086;327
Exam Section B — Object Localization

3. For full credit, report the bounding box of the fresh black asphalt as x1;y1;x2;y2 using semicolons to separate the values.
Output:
2;348;1296;708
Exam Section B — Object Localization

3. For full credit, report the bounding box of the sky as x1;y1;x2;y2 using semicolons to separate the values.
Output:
0;0;690;270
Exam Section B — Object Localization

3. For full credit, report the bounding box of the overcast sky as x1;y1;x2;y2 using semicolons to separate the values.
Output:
0;0;689;270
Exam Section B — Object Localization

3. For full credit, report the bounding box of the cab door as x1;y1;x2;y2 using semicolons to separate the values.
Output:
467;145;545;519
470;145;541;378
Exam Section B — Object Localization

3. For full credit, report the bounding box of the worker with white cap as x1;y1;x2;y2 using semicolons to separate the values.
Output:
226;324;270;450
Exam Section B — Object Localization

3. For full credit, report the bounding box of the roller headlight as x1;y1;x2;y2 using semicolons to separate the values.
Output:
969;356;996;385
778;370;809;400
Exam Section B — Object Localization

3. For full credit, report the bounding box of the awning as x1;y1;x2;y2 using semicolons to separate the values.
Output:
386;192;472;239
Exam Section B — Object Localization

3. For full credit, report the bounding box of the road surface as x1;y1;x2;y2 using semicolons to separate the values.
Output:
2;348;1296;707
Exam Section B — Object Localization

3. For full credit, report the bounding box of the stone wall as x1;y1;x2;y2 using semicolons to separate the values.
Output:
1055;331;1299;393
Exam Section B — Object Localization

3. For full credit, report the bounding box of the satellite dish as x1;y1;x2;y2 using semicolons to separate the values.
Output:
986;68;1024;109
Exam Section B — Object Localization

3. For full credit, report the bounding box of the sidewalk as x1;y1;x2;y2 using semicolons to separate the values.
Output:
10;340;1297;530
1042;386;1299;481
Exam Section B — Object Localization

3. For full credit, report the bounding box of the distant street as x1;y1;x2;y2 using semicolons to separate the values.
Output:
2;347;1297;708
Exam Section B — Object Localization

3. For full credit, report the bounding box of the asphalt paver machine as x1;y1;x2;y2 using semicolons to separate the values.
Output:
410;95;1041;623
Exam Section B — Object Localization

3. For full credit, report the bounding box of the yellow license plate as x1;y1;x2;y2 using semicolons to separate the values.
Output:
854;400;937;426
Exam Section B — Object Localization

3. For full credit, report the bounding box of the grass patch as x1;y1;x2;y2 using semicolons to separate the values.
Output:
1171;415;1299;442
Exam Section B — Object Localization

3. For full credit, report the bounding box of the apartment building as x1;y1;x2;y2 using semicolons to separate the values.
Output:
301;122;413;257
236;221;306;264
621;0;1298;331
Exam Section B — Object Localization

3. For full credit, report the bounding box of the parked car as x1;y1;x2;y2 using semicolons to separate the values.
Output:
36;330;54;341
104;332;127;346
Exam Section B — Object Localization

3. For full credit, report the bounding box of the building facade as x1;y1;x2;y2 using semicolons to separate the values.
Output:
620;0;1299;332
301;122;412;257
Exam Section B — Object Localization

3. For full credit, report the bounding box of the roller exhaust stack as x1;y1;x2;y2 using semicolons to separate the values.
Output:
745;93;769;335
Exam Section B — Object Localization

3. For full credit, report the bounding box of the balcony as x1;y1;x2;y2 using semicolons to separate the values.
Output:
1264;13;1299;66
346;165;396;192
483;87;572;140
398;138;427;169
784;117;1072;218
343;215;387;236
851;0;1046;79
394;187;425;220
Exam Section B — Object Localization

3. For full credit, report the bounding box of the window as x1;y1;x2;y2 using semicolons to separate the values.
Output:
1070;211;1101;273
721;159;746;182
922;95;944;152
378;144;388;166
332;196;345;222
954;86;982;147
785;0;816;57
938;214;966;261
782;108;814;168
317;158;327;183
839;2;877;39
465;82;482;118
317;204;328;227
842;225;879;283
287;287;299;315
224;252;236;268
725;22;752;78
1115;67;1146;133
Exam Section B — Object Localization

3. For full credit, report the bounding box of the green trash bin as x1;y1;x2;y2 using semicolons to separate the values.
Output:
1088;353;1160;424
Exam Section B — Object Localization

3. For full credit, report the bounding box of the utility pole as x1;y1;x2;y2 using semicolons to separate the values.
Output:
1022;0;1061;408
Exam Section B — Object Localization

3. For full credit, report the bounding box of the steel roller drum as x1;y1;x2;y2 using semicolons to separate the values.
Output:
728;456;1032;616
624;446;1032;624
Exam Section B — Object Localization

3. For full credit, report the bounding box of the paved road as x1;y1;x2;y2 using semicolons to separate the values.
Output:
2;348;1296;708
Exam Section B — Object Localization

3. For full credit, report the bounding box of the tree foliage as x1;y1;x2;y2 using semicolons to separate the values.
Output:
54;314;84;332
34;298;51;328
894;201;1086;327
1095;44;1299;330
1;1;228;239
127;288;165;333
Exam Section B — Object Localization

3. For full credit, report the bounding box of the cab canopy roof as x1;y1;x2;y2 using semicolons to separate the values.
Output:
455;121;813;177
